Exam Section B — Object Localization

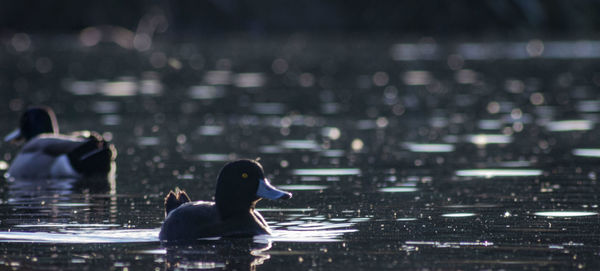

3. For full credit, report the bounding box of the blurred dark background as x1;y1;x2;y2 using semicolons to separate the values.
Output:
1;0;600;38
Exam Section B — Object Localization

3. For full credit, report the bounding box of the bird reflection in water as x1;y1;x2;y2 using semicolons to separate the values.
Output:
165;239;272;271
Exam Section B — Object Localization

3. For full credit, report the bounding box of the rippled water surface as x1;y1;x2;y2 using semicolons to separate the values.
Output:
2;36;600;270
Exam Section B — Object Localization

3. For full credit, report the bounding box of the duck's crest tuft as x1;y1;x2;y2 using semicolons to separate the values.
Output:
164;188;191;216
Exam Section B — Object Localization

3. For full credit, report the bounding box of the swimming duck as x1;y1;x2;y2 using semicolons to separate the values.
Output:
4;106;116;178
159;159;292;243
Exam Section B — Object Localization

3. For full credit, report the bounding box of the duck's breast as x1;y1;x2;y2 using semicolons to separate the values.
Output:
8;152;79;178
8;152;55;178
8;136;84;178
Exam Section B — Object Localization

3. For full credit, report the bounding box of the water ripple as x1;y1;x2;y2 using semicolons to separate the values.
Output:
534;211;598;217
292;168;361;176
0;229;159;243
456;169;543;178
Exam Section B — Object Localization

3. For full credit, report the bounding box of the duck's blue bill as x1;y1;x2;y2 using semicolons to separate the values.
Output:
4;128;21;142
257;178;292;200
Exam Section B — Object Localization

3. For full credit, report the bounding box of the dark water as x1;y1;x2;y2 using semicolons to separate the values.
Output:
2;35;600;270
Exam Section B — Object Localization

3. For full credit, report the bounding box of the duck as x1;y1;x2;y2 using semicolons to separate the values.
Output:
3;106;116;179
159;159;292;243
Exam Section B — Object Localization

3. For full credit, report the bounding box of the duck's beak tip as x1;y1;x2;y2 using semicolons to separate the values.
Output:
4;129;22;143
279;192;292;200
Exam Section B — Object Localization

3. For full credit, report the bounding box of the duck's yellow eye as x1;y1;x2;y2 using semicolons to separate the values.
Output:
241;173;248;179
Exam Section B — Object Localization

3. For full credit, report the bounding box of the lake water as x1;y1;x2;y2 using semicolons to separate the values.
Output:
1;35;600;270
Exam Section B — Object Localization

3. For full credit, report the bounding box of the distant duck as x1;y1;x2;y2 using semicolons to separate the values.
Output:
159;159;292;243
4;106;116;179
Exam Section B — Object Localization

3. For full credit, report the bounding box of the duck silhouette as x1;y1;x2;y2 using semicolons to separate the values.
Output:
4;106;116;179
160;159;291;243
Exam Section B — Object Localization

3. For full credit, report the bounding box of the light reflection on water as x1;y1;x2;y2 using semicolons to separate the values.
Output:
404;240;493;248
404;143;454;153
260;229;357;242
320;149;345;157
478;119;503;130
13;223;121;228
188;85;225;100
465;134;513;145
534;211;598;217
449;40;600;60
402;70;433;85
203;70;232;85
279;140;320;150
378;187;418;193
277;185;329;191
546;120;593;132
100;115;122;126
65;80;97;95
256;208;316;212
291;168;361;176
396;218;417;221
572;148;600;158
233;73;266;88
100;80;138;97
192;153;233;162
0;229;159;243
455;169;543;178
576;101;600;113
0;227;356;244
137;137;160;146
441;213;477;218
495;161;532;167
196;125;224;136
175;261;226;270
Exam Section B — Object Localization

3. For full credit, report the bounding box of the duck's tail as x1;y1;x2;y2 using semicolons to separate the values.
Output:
164;188;191;216
67;132;117;176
